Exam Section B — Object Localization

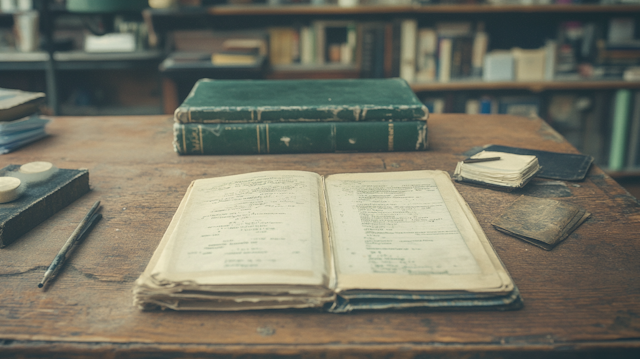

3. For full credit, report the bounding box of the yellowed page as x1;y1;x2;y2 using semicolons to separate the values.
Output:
324;170;509;293
147;170;330;288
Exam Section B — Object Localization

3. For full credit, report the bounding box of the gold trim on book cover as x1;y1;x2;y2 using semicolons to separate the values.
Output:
331;124;336;152
266;124;270;154
198;125;204;154
181;125;186;154
256;125;261;154
388;123;394;151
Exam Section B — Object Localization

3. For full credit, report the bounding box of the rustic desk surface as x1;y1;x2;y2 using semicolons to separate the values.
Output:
1;114;639;358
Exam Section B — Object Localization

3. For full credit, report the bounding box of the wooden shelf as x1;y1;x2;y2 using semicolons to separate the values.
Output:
52;50;164;70
0;51;49;70
410;79;640;92
205;4;640;16
267;63;359;79
144;4;640;19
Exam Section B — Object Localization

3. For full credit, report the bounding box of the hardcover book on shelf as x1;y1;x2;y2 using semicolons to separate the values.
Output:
399;19;417;83
133;170;522;312
608;89;632;171
626;91;640;168
416;27;437;82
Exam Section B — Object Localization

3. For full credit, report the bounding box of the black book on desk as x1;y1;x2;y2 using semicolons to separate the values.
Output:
473;145;594;181
0;164;89;247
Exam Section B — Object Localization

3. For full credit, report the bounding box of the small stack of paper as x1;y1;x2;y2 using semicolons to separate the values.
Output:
454;150;540;190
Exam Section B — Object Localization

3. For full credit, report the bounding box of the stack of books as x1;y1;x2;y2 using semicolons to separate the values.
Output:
172;78;429;155
0;88;49;154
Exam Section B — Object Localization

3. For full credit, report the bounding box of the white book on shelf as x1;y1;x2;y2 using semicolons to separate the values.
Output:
399;19;417;83
483;50;514;82
300;26;315;65
472;31;488;78
544;40;556;81
84;33;136;53
416;28;437;82
512;47;545;81
438;38;452;83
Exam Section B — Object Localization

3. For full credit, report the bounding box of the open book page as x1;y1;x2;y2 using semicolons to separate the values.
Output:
138;170;332;290
324;170;512;294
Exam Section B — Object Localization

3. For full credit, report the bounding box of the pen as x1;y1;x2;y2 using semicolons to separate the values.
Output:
463;156;501;164
38;200;102;289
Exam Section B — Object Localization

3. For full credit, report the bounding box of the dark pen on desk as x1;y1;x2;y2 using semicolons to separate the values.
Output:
463;156;501;164
38;200;102;289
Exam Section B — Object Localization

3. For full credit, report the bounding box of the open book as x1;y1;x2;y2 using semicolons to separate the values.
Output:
133;170;521;312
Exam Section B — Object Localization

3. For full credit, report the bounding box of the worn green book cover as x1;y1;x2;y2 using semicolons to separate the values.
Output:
174;78;429;124
173;120;428;155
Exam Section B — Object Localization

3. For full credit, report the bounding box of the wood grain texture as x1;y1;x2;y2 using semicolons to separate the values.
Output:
0;114;639;358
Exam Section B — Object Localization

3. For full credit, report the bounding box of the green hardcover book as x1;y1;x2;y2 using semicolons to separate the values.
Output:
173;120;428;155
174;78;429;124
608;89;631;171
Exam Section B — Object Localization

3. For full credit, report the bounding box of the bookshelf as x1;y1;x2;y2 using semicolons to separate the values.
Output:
144;3;640;176
0;0;164;115
2;3;640;174
410;79;640;92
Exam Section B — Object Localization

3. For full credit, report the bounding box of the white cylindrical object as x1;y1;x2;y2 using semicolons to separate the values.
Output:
13;10;39;52
0;177;23;203
18;161;58;183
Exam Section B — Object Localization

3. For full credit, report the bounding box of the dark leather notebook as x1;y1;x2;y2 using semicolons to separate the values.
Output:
492;195;591;250
480;145;594;181
0;165;89;247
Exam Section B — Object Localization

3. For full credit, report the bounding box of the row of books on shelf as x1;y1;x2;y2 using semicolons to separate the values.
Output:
194;0;640;6
177;16;640;83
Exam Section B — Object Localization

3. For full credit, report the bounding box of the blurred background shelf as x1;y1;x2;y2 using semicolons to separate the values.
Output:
2;1;640;189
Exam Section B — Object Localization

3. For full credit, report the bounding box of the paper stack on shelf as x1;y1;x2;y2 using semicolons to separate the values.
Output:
454;150;541;191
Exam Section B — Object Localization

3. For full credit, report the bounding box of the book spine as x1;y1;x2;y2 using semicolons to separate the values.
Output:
399;19;417;83
438;37;452;83
176;104;428;124
608;89;631;171
373;25;385;78
359;24;376;78
471;31;488;78
628;91;640;168
173;121;428;155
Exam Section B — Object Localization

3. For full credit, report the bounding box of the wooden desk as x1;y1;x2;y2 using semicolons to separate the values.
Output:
1;114;639;358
